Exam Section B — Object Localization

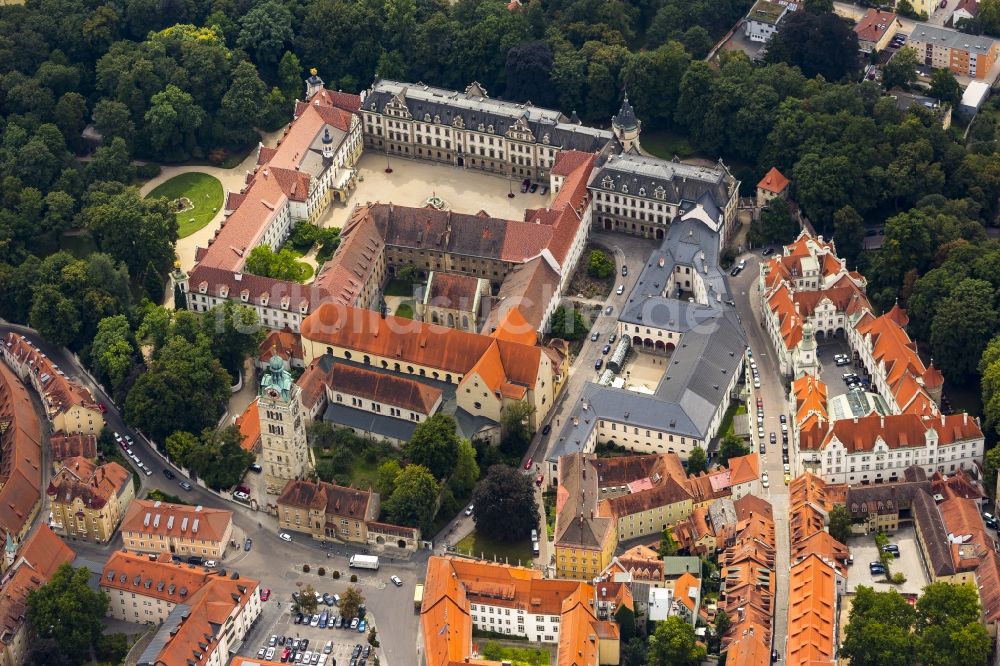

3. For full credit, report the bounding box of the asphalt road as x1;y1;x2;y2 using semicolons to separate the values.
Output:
726;253;792;658
0;321;419;665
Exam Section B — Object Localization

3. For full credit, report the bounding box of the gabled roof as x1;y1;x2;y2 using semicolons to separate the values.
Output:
0;525;74;647
786;555;837;666
234;399;261;452
854;9;898;43
277;479;374;521
46;458;130;511
121;500;232;543
728;453;760;486
757;167;789;194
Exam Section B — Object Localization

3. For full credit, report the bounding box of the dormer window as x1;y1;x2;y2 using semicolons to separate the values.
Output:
622;184;628;194
219;285;229;298
602;176;613;189
299;301;308;314
198;282;208;294
280;296;290;310
487;124;494;133
654;186;665;199
477;123;485;131
240;289;249;302
260;294;269;307
454;116;465;128
542;133;550;145
638;187;646;196
434;114;440;123
424;113;431;121
370;102;376;111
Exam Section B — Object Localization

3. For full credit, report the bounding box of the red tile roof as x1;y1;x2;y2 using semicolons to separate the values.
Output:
49;433;97;462
757;167;789;194
121;500;232;543
277;479;374;521
0;362;42;541
0;525;74;648
46;457;130;511
854;9;898;43
234;399;261;453
325;363;443;414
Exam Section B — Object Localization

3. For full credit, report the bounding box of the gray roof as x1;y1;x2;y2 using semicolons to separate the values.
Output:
661;555;703;577
453;408;498;441
589;153;737;214
364;80;615;153
908;24;996;53
547;214;746;466
137;603;191;666
912;489;956;577
613;95;638;131
323;403;419;441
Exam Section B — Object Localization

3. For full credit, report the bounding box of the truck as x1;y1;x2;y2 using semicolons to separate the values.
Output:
414;583;424;610
348;554;380;570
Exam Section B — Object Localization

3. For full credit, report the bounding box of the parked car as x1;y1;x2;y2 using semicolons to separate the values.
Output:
261;588;271;601
521;179;530;193
249;463;263;473
759;443;766;455
762;472;769;488
523;457;533;471
162;469;175;479
233;491;251;501
608;333;617;344
540;185;549;195
621;265;628;276
595;359;603;371
179;481;193;491
604;305;613;315
616;284;624;295
590;331;600;342
769;432;776;444
98;402;108;414
350;618;360;630
279;532;293;542
244;537;253;551
465;505;474;516
204;560;218;568
762;247;774;256
391;575;403;587
357;619;367;633
779;414;787;424
542;424;551;435
529;183;538;193
882;544;900;557
601;344;611;355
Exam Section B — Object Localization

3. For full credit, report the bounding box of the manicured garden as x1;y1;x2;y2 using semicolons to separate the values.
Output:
395;302;414;319
146;172;223;238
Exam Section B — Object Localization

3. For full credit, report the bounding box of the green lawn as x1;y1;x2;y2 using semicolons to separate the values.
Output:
642;130;699;160
395;302;414;319
455;531;534;566
384;278;416;297
481;642;549;666
299;262;315;281
146;172;223;238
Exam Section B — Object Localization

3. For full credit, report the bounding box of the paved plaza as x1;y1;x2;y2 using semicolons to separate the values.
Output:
317;152;552;230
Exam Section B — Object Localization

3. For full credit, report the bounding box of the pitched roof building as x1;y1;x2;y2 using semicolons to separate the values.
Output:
46;457;134;543
0;361;42;546
121;500;233;560
0;526;74;666
420;556;617;666
102;551;262;666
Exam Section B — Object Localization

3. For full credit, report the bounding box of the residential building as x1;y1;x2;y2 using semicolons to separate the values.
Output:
854;9;902;52
418;271;489;331
952;0;978;25
277;479;379;545
46;457;133;543
756;166;790;206
843;466;931;533
718;496;776;663
0;362;42;546
784;473;848;666
2;333;105;435
120;500;233;559
420;556;619;666
554;452;693;579
102;551;262;665
546;213;746;481
907;24;998;78
295;354;444;445
360;80;615;183
258;353;310;493
890;91;952;129
588;153;740;246
745;0;794;42
49;433;97;468
0;526;74;666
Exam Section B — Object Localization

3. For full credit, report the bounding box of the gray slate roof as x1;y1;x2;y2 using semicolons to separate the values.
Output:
589;153;736;214
364;80;615;153
323;403;419;442
909;23;995;53
547;213;746;466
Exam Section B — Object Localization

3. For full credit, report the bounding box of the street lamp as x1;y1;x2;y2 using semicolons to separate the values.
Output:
385;151;393;174
507;169;514;199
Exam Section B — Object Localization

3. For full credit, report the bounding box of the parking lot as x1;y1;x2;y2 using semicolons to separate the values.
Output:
248;608;377;665
846;527;929;596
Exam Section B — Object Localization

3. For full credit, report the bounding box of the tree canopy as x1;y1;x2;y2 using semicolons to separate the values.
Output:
27;564;108;665
647;616;707;666
470;464;539;541
405;414;461;480
383;464;440;533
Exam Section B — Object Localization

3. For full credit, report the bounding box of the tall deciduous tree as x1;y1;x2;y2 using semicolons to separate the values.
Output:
686;446;708;475
405;414;461;479
915;583;991;666
717;433;750;467
882;47;919;91
384;465;439;533
930;278;998;381
470;464;539;542
841;586;916;666
143;85;205;160
765;11;860;81
828;504;853;544
505;41;555;107
217;61;267;145
90;315;135;393
237;0;294;68
26;564;108;664
833;205;865;267
647;616;706;666
449;439;480;495
929;68;961;105
84;187;177;280
200;301;263;379
500;401;536;457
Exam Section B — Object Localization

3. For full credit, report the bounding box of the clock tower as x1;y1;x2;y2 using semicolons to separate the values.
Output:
259;353;310;494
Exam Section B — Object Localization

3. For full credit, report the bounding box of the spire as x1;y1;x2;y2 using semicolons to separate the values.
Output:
613;93;638;131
